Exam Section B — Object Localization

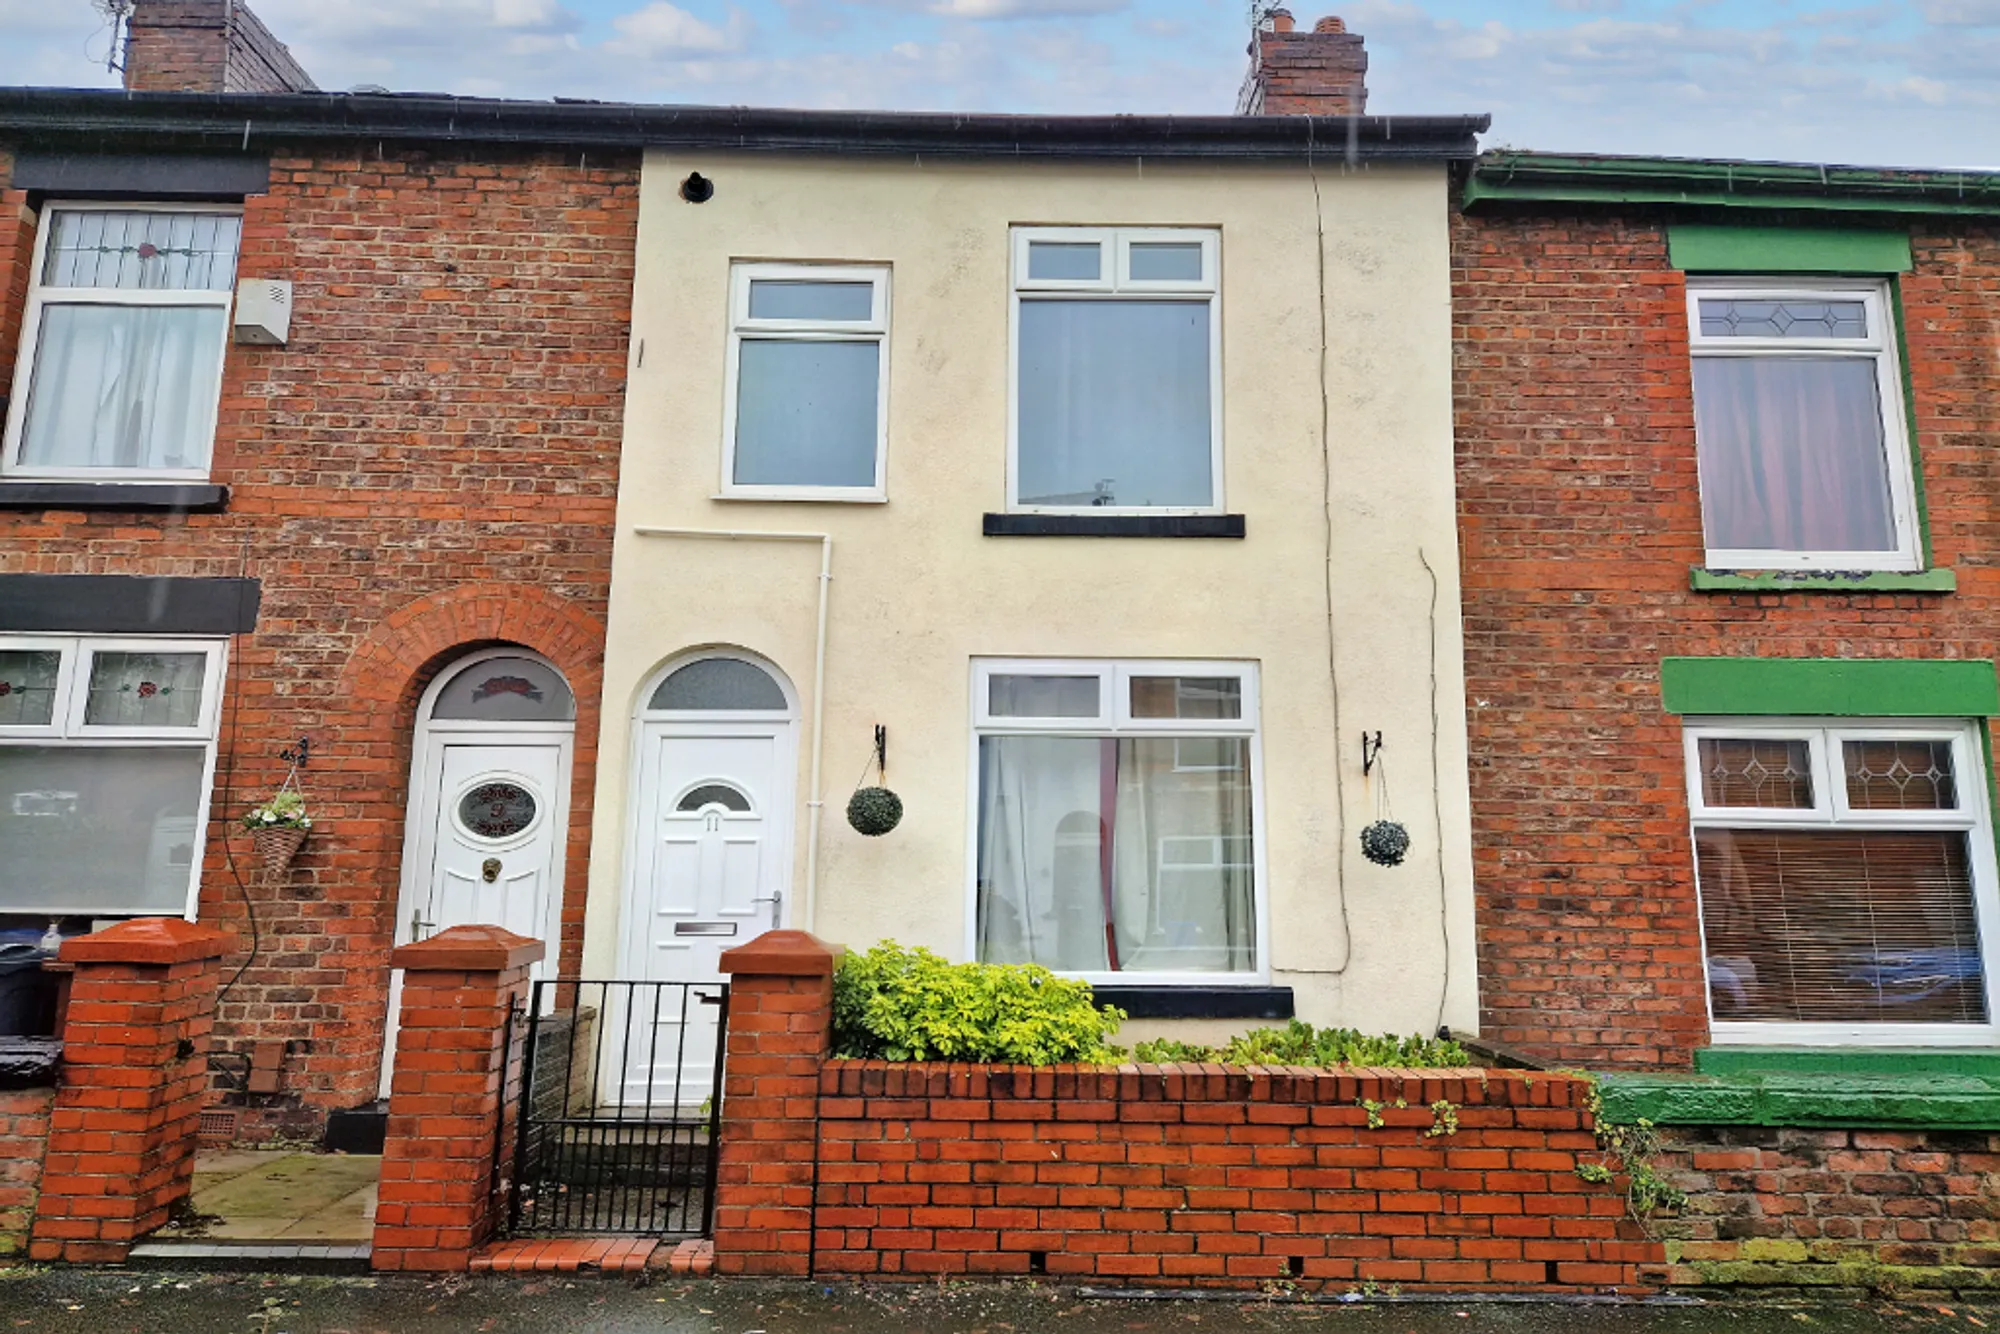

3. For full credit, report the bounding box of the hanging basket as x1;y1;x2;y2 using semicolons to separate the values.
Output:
1359;819;1410;868
253;824;309;876
847;786;904;837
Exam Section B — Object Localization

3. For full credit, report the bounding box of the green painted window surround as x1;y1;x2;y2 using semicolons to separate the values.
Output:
1668;223;1913;273
1689;568;1957;594
1660;656;2000;717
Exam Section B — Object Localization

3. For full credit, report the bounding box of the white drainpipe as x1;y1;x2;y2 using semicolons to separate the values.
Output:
633;526;833;934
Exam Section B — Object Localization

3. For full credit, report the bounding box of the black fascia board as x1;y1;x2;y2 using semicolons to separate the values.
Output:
0;89;1488;164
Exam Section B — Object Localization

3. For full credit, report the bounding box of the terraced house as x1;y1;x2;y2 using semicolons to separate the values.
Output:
0;3;1488;1141
1452;153;2000;1286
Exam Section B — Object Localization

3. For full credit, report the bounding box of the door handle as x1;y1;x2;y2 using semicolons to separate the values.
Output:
751;891;783;928
410;909;435;942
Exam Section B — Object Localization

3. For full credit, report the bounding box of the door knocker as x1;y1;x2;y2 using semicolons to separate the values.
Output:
481;857;501;883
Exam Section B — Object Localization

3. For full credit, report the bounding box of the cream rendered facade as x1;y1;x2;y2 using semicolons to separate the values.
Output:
583;149;1479;1040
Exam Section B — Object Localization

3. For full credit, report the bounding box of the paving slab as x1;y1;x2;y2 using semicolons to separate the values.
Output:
156;1150;381;1243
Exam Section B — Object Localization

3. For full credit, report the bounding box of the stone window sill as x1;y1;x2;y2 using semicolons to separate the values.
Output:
1088;985;1294;1020
0;482;229;513
1690;566;1956;594
984;513;1246;538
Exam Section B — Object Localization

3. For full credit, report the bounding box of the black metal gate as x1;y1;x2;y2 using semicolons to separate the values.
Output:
509;979;728;1237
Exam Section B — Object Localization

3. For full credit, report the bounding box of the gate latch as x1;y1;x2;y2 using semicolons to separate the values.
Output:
481;857;501;883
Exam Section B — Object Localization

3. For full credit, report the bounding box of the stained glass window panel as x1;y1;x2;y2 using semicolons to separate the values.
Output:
83;651;207;729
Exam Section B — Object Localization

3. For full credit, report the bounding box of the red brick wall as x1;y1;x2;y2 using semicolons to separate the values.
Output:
1451;210;2000;1068
0;143;638;1130
1656;1127;2000;1287
0;1086;53;1258
808;1061;1657;1290
1242;13;1367;115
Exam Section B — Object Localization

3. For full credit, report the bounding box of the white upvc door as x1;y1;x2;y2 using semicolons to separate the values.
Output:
620;723;794;1108
379;735;570;1096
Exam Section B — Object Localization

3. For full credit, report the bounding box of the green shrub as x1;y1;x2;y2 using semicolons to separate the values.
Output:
1130;1018;1468;1069
831;942;1125;1064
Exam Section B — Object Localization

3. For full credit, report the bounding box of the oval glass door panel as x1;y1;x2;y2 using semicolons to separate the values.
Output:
456;780;539;840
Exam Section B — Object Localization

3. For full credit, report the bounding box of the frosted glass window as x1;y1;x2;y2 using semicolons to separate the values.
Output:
650;658;787;712
0;651;62;727
84;651;208;729
0;746;208;914
725;264;888;495
1028;242;1101;282
6;207;239;478
430;655;576;722
1129;243;1204;282
748;280;873;322
733;341;880;487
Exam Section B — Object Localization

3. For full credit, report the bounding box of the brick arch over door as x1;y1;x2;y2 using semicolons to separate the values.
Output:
325;583;605;1101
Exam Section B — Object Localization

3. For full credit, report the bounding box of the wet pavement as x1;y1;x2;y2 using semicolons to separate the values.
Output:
3;1271;1998;1334
152;1151;380;1243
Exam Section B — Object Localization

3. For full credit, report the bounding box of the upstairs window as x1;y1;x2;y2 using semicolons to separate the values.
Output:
0;636;226;917
722;263;889;500
1687;280;1919;571
1010;227;1222;513
1685;720;1999;1043
2;206;241;480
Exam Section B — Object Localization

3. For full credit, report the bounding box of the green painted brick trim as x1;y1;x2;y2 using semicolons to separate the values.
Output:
1668;224;1913;273
1694;1046;2000;1078
1599;1070;2000;1129
1660;657;2000;717
1689;568;1956;594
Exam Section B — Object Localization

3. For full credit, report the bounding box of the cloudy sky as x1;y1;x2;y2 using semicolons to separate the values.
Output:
4;0;1996;168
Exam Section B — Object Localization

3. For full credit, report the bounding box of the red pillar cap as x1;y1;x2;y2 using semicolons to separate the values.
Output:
391;924;546;973
719;929;844;977
59;917;236;966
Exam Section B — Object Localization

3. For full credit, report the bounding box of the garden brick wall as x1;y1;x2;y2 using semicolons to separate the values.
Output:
1451;209;2000;1069
1655;1126;2000;1290
714;931;1663;1293
0;1086;53;1257
810;1061;1659;1289
0;140;638;1136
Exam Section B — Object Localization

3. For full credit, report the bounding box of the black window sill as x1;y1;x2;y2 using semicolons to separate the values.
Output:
1089;986;1294;1021
0;482;229;513
984;513;1245;539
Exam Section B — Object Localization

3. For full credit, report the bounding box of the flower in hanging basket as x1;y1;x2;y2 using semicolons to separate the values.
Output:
847;786;903;837
242;789;311;832
1359;819;1410;867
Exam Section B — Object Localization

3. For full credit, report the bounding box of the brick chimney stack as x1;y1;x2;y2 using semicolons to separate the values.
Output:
1237;8;1367;116
122;0;317;94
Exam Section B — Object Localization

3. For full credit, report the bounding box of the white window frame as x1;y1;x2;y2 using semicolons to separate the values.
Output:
964;656;1268;987
1686;279;1920;572
1683;717;2000;1046
1;202;241;483
0;634;228;919
1007;226;1224;516
719;261;890;503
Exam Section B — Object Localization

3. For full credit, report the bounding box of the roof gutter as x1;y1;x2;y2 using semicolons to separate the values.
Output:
1465;151;2000;217
0;89;1488;163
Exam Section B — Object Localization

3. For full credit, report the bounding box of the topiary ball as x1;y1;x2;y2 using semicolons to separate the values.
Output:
1360;819;1411;867
847;786;904;837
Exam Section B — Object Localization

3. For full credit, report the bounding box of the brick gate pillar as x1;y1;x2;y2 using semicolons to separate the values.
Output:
713;929;841;1276
30;918;234;1263
371;924;543;1273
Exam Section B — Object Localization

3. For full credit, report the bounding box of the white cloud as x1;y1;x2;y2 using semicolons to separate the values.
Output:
608;2;748;55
